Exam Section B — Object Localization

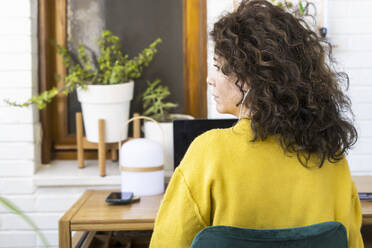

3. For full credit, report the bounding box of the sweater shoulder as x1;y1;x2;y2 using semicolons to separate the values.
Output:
188;128;230;155
177;128;224;172
193;128;225;145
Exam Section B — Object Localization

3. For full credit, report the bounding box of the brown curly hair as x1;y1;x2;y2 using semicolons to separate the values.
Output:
210;0;357;167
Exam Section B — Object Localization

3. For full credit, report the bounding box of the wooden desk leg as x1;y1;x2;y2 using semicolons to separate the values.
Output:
99;119;106;177
59;191;94;248
59;219;72;248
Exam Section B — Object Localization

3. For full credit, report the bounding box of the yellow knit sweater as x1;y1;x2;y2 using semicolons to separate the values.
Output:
149;118;364;247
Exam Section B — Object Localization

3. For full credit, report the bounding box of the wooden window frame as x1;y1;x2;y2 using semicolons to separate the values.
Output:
38;0;207;163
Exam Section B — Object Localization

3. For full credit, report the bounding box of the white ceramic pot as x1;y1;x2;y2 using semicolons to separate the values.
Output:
77;81;134;143
143;114;194;176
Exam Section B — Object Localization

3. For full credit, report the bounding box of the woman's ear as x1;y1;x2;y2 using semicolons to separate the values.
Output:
236;78;249;92
242;78;250;92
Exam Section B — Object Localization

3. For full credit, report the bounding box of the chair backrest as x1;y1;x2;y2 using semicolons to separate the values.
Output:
190;221;348;248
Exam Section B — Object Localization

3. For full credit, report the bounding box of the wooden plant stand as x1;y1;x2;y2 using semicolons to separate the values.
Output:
75;112;141;177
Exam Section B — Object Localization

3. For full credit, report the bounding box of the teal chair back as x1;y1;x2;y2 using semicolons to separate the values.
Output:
190;221;347;248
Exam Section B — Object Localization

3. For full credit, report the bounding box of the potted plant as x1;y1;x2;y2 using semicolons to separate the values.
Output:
270;0;314;16
141;79;193;176
271;1;328;37
6;30;162;143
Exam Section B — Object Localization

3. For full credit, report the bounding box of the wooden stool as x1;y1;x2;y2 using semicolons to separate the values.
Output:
75;112;141;177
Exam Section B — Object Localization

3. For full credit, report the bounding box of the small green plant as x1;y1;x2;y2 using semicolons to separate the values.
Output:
142;79;178;122
0;196;49;247
5;30;162;109
270;0;315;17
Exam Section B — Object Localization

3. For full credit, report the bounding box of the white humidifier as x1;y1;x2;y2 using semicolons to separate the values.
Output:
119;138;164;196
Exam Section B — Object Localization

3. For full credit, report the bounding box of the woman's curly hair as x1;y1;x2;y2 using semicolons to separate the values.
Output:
211;0;357;167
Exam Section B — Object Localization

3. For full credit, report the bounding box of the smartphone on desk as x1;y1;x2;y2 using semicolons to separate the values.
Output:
105;192;140;204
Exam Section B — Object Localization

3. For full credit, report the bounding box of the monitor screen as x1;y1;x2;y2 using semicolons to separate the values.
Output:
173;119;238;169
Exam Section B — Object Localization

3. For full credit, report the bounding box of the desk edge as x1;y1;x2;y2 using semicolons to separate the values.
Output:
59;190;94;248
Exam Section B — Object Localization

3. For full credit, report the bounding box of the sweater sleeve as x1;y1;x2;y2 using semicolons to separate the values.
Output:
348;181;364;248
149;167;207;248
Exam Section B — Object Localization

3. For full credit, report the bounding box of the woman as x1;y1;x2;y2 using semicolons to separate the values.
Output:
150;0;363;247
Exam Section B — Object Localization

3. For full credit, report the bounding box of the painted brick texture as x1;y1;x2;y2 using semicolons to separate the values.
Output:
0;0;371;247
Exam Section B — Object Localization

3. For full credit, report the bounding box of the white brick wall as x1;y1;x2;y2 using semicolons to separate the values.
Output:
37;231;58;248
0;231;36;248
329;0;372;173
1;213;62;230
0;0;371;247
0;195;34;214
207;0;372;173
0;1;55;247
207;0;236;119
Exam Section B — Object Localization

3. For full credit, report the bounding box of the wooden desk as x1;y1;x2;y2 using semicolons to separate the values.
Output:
59;190;372;248
59;190;163;248
362;200;372;225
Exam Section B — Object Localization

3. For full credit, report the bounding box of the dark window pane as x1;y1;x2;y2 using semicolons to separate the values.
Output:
67;0;184;134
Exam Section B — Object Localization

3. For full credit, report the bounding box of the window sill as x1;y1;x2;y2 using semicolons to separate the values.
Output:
33;160;372;192
34;160;173;187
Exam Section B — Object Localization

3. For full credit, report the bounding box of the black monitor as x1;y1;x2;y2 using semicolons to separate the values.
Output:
173;119;238;169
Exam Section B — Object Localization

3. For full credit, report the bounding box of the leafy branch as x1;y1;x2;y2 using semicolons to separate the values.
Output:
142;79;178;122
270;0;315;17
5;30;162;109
0;196;50;247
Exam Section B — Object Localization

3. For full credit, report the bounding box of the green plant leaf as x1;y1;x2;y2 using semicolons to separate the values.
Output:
6;30;162;109
163;102;178;109
0;196;50;247
298;1;305;15
141;79;178;121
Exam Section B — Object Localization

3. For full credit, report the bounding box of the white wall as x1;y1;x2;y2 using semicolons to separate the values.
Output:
0;0;371;247
328;1;372;174
0;0;41;246
207;0;372;173
0;1;98;247
207;0;236;119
